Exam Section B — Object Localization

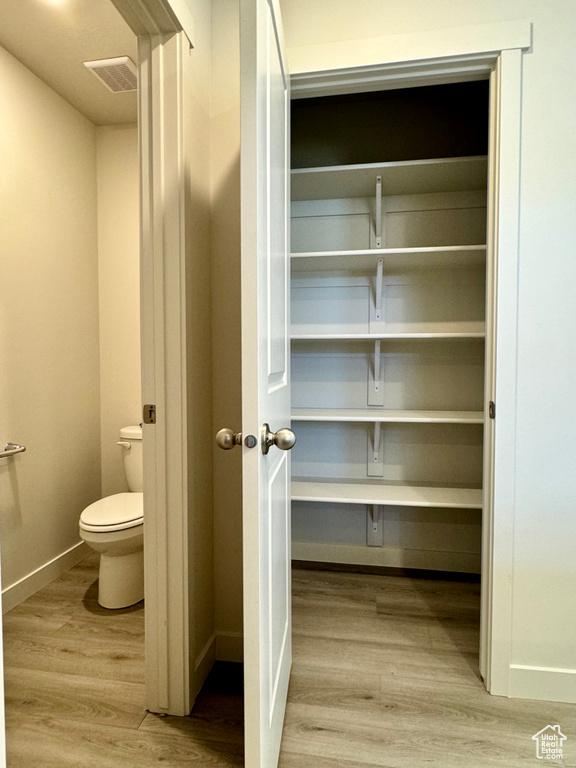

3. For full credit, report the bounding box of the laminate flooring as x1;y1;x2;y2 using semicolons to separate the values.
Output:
279;568;576;768
2;553;244;767
4;557;576;767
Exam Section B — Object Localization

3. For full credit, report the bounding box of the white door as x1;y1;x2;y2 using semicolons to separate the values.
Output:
241;0;292;766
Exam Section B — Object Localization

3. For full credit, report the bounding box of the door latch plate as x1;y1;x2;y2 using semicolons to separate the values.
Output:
143;404;156;424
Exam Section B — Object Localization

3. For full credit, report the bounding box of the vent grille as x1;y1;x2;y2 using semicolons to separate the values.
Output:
83;56;137;93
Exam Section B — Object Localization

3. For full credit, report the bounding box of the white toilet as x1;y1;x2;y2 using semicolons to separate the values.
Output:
79;425;144;609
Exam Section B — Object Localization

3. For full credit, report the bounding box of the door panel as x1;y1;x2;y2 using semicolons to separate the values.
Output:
240;0;291;766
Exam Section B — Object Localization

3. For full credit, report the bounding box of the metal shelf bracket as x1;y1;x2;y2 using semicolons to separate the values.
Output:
373;421;381;463
375;175;382;248
375;258;384;320
373;339;381;392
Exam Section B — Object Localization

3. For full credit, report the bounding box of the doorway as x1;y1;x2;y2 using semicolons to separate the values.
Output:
287;73;490;699
285;46;525;700
275;65;535;767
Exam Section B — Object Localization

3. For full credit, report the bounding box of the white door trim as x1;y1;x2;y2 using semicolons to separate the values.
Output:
138;30;191;716
111;0;194;716
484;48;524;696
111;0;195;47
289;24;528;697
288;19;531;80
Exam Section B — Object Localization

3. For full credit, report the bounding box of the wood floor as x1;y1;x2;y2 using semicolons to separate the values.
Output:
279;568;576;768
3;557;575;767
2;553;244;767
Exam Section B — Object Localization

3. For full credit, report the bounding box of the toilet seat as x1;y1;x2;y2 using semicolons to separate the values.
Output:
80;492;143;533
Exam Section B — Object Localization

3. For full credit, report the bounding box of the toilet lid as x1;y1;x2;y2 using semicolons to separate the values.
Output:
80;493;143;533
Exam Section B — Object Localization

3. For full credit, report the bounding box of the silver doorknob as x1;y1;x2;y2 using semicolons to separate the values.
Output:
261;423;296;455
215;428;242;450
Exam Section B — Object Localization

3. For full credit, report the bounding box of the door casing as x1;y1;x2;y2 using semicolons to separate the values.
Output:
289;26;530;697
110;0;198;716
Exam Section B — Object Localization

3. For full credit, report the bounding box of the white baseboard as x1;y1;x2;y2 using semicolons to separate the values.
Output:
509;664;576;704
215;631;243;663
1;541;91;614
292;541;480;573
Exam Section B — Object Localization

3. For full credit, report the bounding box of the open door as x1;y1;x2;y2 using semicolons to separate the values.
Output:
241;0;292;765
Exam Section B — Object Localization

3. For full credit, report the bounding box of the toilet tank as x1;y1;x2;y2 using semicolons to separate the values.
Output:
119;425;143;492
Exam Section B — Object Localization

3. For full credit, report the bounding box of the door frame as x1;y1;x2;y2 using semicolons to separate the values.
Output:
289;21;531;697
110;0;196;716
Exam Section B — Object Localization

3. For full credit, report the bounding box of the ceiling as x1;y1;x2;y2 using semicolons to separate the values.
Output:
0;0;138;126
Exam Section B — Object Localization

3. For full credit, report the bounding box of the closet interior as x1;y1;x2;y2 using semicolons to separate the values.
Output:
289;81;490;576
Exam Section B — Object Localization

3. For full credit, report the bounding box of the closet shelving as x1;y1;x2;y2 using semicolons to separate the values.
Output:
290;155;488;201
290;153;487;564
291;480;483;510
292;332;485;339
291;409;484;424
291;245;487;273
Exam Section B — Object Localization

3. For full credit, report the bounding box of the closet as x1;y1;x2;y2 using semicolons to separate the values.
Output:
289;82;490;574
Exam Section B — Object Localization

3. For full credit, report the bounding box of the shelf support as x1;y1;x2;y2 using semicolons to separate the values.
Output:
373;339;381;392
375;175;382;248
366;504;383;547
373;421;381;463
368;419;384;477
375;258;384;321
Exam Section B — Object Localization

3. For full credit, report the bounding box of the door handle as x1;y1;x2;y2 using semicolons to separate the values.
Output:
215;428;242;450
261;424;296;455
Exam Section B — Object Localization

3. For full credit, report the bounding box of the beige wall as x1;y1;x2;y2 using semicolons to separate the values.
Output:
0;45;101;596
183;0;217;683
96;124;141;497
281;0;576;688
211;0;244;654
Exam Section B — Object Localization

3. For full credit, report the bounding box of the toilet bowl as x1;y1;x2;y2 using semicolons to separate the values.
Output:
79;426;144;609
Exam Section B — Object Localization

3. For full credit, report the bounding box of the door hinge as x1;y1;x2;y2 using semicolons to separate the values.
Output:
489;401;496;420
143;404;156;424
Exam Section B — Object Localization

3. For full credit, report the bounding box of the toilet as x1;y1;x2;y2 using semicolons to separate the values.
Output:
79;425;144;609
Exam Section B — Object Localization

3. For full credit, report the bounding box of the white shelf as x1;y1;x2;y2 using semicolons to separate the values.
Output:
291;156;488;201
292;408;484;424
291;245;487;273
291;330;485;341
291;478;482;509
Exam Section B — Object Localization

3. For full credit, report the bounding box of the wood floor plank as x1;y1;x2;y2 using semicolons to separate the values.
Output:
292;592;377;615
287;663;381;713
376;591;480;622
428;622;480;653
279;751;393;768
139;707;244;747
292;611;432;648
4;667;146;730
378;674;576;736
57;606;145;645
280;700;572;768
292;568;393;600
5;716;244;768
2;630;144;683
292;632;481;686
2;602;77;635
293;568;480;596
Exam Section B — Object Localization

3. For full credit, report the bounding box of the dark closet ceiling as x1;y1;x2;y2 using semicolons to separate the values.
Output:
291;81;490;169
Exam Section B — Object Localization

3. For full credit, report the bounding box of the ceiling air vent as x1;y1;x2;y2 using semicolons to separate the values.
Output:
83;56;137;93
